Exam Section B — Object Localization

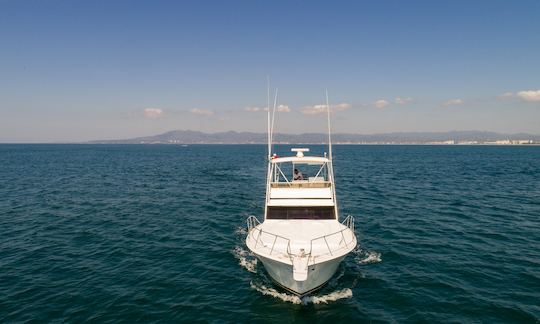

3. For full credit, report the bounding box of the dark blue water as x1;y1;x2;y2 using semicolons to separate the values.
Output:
1;144;539;322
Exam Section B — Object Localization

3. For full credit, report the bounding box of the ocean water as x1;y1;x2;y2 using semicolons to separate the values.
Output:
0;144;539;322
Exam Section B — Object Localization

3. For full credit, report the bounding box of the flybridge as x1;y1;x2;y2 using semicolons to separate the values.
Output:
269;149;332;187
264;88;337;216
266;148;335;208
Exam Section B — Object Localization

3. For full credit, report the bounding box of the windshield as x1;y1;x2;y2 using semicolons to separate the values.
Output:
266;206;335;220
271;162;329;183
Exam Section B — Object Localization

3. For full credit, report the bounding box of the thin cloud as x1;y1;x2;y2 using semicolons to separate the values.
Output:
143;108;163;118
498;92;514;99
301;104;327;115
441;98;463;107
244;106;263;112
301;102;351;115
333;103;351;111
190;108;214;116
277;104;291;112
516;90;540;102
374;99;390;109
245;105;290;113
498;90;540;102
395;97;413;105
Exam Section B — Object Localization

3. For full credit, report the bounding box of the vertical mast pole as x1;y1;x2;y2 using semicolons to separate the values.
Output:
326;89;338;219
270;88;278;155
326;89;333;160
267;77;271;159
265;77;271;220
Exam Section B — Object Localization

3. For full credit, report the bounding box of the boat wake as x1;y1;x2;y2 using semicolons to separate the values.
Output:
354;247;382;265
233;246;257;273
234;226;247;236
250;281;353;305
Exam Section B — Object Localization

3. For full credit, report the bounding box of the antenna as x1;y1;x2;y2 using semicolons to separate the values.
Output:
267;76;271;159
326;89;333;160
326;89;338;220
270;88;278;153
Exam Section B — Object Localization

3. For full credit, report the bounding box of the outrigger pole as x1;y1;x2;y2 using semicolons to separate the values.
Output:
326;89;333;161
326;89;338;219
266;77;278;158
267;77;271;159
270;88;278;156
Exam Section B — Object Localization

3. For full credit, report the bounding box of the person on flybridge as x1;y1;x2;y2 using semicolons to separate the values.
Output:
293;168;303;181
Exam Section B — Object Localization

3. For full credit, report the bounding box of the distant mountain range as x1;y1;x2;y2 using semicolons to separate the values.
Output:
89;130;540;144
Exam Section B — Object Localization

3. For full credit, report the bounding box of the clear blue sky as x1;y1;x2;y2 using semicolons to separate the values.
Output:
1;0;539;142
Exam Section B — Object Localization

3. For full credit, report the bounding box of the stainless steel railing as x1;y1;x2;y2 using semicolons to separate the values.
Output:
246;215;356;260
308;215;356;258
246;216;292;257
246;215;261;232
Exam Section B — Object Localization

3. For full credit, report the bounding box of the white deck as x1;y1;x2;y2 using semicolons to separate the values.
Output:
246;219;356;266
262;220;346;246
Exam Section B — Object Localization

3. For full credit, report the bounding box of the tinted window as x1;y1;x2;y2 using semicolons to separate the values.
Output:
267;207;335;220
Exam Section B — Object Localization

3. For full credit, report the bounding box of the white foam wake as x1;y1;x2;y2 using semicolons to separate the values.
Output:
302;288;353;304
234;226;247;236
357;251;382;265
353;247;382;265
250;282;303;304
233;246;257;273
250;281;353;305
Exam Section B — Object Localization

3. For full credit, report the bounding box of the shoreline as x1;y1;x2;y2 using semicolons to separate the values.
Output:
1;142;540;146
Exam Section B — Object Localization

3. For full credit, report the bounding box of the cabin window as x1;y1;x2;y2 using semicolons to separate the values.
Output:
266;206;335;220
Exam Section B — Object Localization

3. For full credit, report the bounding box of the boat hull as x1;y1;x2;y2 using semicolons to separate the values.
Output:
255;253;346;296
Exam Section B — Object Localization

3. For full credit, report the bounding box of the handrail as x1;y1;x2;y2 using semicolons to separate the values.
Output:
246;215;356;269
308;215;355;258
246;215;261;232
342;214;355;232
247;216;292;258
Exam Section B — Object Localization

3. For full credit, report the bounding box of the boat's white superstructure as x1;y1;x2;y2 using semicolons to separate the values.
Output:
246;90;357;296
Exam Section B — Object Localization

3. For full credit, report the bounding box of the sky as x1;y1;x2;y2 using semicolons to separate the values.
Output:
1;0;539;142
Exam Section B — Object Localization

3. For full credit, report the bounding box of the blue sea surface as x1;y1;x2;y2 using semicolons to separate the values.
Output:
0;144;539;322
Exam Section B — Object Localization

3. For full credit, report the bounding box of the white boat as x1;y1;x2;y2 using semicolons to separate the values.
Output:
246;90;357;296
